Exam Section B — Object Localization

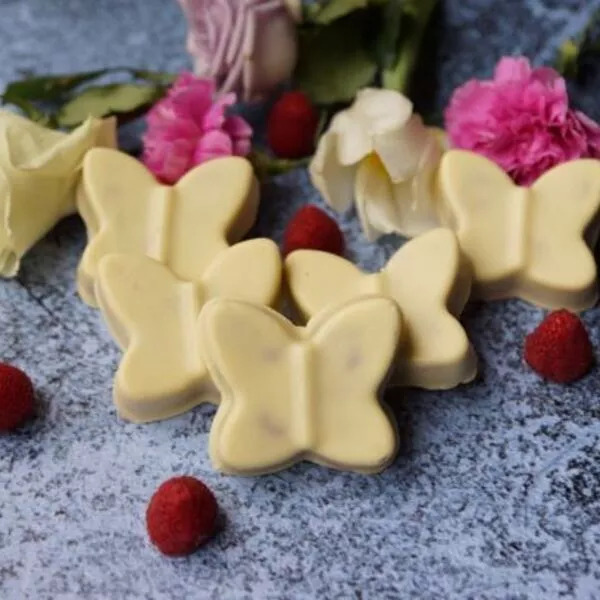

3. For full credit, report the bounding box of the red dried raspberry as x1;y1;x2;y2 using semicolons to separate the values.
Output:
0;363;34;432
524;310;593;383
283;205;345;257
146;476;218;556
267;91;319;159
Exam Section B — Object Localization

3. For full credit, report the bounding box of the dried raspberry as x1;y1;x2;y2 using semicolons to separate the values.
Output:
0;363;34;432
524;310;593;383
146;476;218;556
283;205;345;256
267;91;319;159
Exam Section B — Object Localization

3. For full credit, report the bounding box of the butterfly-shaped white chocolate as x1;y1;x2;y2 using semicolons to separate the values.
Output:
95;239;281;423
200;296;400;475
77;148;259;306
439;150;600;310
285;228;476;390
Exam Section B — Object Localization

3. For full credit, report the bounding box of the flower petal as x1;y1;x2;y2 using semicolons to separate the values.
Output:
309;131;357;212
193;129;234;164
354;154;397;241
374;114;430;183
391;136;442;237
331;111;372;166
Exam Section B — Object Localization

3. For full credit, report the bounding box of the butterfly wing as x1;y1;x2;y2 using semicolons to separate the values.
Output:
169;157;259;281
96;254;211;423
285;250;370;321
77;148;161;306
202;238;282;307
309;296;400;473
383;228;477;389
199;299;299;475
439;150;524;297
526;159;600;310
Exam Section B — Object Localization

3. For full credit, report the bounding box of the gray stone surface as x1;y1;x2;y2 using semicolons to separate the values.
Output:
1;0;600;598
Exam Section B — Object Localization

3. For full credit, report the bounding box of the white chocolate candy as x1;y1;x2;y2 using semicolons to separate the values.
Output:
439;150;600;311
0;111;116;276
95;239;282;423
285;228;476;390
200;296;401;476
77;148;259;306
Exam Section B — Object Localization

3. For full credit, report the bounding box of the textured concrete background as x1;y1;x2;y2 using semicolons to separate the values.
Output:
1;1;600;598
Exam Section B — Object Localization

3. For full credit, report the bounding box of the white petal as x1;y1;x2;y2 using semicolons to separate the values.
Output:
354;155;397;241
374;114;431;183
390;135;443;237
354;88;413;133
332;111;372;166
309;131;356;212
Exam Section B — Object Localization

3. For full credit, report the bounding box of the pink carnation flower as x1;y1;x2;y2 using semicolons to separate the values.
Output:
445;57;600;185
142;73;252;184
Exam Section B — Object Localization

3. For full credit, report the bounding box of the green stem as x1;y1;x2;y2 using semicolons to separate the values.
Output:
249;150;311;178
382;0;438;93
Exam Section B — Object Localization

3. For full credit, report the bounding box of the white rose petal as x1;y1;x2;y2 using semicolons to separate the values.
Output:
309;87;445;241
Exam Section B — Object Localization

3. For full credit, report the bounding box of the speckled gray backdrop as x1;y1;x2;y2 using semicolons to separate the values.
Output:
1;1;600;599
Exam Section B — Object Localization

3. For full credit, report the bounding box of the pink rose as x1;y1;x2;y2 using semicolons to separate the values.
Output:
445;56;600;185
142;73;252;184
176;0;298;102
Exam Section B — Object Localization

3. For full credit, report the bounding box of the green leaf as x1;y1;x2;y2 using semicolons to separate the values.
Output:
56;83;163;128
381;0;439;93
129;69;177;86
249;149;310;178
555;7;600;79
375;0;406;69
307;0;367;24
295;16;378;104
1;96;55;127
1;67;175;128
2;70;111;105
305;0;388;24
556;39;580;79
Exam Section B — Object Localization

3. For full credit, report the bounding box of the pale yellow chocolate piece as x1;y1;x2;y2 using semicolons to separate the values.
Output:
0;111;116;276
95;238;282;423
200;296;400;476
77;148;259;306
439;150;600;311
285;228;476;390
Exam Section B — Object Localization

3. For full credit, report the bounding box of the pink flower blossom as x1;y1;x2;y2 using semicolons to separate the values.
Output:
444;56;600;185
142;73;252;184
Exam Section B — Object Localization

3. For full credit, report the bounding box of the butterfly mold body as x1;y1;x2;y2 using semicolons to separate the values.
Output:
285;228;477;390
200;296;401;476
439;150;600;311
95;238;282;424
77;148;260;307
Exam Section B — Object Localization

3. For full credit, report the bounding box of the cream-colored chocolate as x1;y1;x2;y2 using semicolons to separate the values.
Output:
200;296;401;476
439;150;600;311
285;228;476;390
0;111;116;277
77;148;259;306
95;239;282;423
